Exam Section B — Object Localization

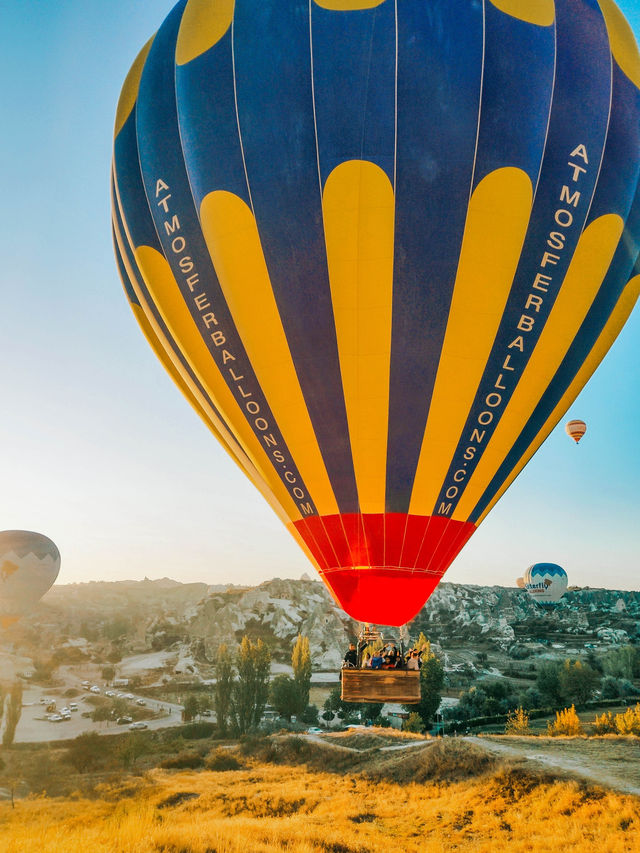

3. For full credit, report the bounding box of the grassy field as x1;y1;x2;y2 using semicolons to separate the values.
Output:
1;731;639;852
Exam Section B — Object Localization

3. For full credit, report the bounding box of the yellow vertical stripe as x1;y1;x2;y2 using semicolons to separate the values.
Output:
199;191;339;517
454;213;624;521
488;0;555;26
114;38;153;137
477;273;640;524
134;244;302;521
322;161;394;514
111;198;294;527
176;0;235;65
409;168;533;515
597;0;640;89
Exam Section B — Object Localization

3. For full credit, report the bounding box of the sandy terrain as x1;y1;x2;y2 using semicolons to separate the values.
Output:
466;734;640;796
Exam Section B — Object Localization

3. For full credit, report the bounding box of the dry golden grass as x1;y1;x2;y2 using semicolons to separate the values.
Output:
1;737;639;852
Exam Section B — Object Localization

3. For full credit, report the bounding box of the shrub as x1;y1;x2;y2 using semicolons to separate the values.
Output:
615;703;640;736
505;706;530;735
205;748;243;771
180;721;217;740
66;732;105;772
403;712;424;733
548;705;583;736
160;751;205;770
592;710;616;735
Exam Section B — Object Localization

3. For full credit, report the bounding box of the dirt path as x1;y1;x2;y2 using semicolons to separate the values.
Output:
464;735;640;796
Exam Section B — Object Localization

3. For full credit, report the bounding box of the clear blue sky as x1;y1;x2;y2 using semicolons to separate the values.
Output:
1;1;639;592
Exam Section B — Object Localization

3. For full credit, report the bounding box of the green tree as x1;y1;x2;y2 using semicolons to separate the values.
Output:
602;645;638;680
91;704;112;726
214;643;234;736
66;732;104;772
405;651;444;729
323;686;361;724
292;635;312;714
118;732;148;769
536;660;563;705
231;637;271;734
558;660;599;704
2;682;23;747
101;665;116;683
183;693;200;722
270;674;300;721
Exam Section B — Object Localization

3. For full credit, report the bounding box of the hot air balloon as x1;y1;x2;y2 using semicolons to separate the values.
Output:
522;562;568;607
112;0;640;627
566;419;587;443
0;531;61;629
516;577;525;589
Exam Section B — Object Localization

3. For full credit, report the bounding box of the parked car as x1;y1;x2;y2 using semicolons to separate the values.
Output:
48;714;63;722
69;703;78;711
306;727;323;735
135;698;146;706
81;681;90;688
123;693;134;700
105;690;115;697
90;686;100;694
116;716;133;725
129;721;148;730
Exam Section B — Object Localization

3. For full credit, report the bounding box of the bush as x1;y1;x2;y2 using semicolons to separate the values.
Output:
548;705;583;736
205;748;243;771
160;751;205;770
592;710;616;735
66;732;106;772
505;707;530;735
299;704;319;725
402;712;424;733
180;721;217;740
615;703;640;735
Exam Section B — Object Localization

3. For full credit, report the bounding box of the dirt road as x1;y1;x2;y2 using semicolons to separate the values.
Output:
464;735;640;796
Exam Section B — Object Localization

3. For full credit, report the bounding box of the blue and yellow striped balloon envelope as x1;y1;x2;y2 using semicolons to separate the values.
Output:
112;0;640;626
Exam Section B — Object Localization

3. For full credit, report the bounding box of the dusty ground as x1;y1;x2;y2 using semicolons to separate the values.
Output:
467;735;640;796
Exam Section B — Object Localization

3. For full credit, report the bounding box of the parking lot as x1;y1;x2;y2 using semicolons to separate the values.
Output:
16;682;184;743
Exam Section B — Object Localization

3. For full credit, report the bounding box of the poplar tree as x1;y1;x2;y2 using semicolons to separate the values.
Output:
231;637;271;734
214;643;234;736
292;634;312;714
2;681;23;747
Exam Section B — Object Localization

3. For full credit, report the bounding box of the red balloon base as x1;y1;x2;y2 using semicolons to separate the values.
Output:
293;512;476;626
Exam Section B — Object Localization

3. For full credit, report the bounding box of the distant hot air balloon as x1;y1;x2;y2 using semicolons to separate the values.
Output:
523;562;568;607
112;0;640;626
565;419;587;444
516;577;525;589
0;531;60;628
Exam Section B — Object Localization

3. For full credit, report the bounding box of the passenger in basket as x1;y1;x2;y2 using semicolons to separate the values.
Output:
406;650;421;670
343;643;358;668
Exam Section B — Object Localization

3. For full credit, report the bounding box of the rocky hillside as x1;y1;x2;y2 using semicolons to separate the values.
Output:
12;576;639;670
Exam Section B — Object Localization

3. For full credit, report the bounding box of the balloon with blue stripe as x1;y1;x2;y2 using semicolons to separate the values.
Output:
112;0;640;627
523;562;569;607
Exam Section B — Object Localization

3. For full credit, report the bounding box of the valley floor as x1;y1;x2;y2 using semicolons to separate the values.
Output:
1;733;639;852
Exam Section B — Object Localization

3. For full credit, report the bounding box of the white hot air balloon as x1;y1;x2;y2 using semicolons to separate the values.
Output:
0;531;61;628
523;562;568;607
